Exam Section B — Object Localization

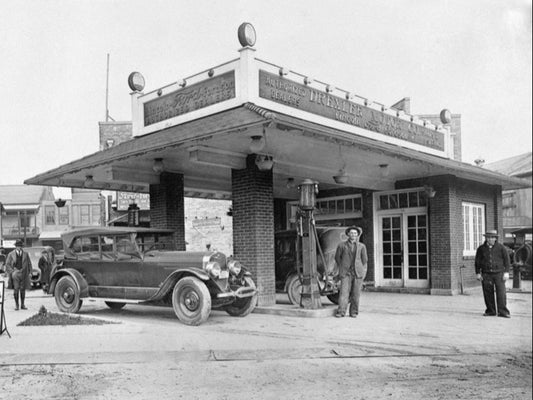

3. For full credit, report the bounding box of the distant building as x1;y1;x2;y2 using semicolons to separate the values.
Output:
484;152;532;246
0;185;54;247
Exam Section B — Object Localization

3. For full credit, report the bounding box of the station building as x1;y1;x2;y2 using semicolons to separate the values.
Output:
26;26;529;305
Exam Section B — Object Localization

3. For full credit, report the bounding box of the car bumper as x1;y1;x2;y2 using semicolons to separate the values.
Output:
217;286;257;299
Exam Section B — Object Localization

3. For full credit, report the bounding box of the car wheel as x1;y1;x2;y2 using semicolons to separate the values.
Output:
54;276;82;313
327;293;339;305
172;277;211;326
225;277;258;317
105;301;126;310
286;274;303;306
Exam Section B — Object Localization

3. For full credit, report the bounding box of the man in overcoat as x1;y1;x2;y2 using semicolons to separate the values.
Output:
334;226;368;318
5;239;32;310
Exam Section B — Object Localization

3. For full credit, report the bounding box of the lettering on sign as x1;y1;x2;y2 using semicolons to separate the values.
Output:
144;71;236;126
192;217;221;228
117;192;150;211
258;70;444;151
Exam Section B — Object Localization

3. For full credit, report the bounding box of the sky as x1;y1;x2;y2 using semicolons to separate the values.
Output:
1;0;531;198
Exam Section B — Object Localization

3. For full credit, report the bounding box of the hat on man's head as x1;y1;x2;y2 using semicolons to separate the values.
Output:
483;230;499;237
345;226;363;236
14;239;24;247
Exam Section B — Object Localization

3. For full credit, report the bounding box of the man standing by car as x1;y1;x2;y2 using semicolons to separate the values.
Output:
334;226;367;318
5;239;32;310
38;249;52;292
475;230;511;318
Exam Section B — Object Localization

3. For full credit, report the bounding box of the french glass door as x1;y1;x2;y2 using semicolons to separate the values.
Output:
379;213;428;288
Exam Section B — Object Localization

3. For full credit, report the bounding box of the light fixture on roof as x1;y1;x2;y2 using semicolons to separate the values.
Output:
279;67;289;76
249;135;266;153
286;177;296;188
54;198;66;208
333;169;348;185
304;77;313;85
127;72;145;92
84;175;95;188
255;154;273;171
153;158;164;173
238;22;257;47
423;185;436;198
106;139;115;148
177;79;187;88
333;145;348;184
379;164;389;178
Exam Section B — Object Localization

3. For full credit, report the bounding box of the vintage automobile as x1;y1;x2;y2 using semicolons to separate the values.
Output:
24;246;58;289
48;227;257;326
275;226;346;305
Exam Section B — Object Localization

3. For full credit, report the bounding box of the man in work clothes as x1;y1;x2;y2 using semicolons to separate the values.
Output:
475;230;511;318
5;239;32;310
334;226;368;318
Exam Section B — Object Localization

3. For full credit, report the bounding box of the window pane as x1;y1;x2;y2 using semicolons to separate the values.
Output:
384;268;392;279
336;199;344;214
392;218;400;229
45;206;55;225
418;193;427;207
383;242;391;253
407;215;416;228
408;229;417;241
384;255;391;266
409;255;417;265
383;230;391;241
380;195;389;210
354;197;362;211
392;229;401;241
59;207;69;225
393;268;402;279
389;194;398;209
418;254;427;266
91;205;100;225
393;255;402;265
399;193;408;208
393;242;402;254
419;268;428;279
418;241;427;253
408;242;417;253
345;199;353;212
409;268;417;279
409;192;418;207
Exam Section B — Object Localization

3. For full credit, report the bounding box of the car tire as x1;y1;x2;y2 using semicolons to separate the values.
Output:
172;276;211;326
225;277;258;317
327;293;339;305
54;276;82;313
105;301;126;310
286;274;303;306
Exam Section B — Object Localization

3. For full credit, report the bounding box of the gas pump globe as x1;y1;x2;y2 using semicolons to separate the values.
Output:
298;179;319;210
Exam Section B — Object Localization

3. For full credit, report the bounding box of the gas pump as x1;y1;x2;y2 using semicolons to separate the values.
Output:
296;179;322;309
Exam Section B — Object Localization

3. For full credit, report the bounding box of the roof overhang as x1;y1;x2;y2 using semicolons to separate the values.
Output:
24;49;531;197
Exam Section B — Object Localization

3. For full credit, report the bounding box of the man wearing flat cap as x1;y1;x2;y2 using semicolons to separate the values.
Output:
5;239;32;310
334;226;368;318
475;230;511;318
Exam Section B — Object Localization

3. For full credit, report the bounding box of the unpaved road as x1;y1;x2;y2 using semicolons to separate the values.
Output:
1;351;531;399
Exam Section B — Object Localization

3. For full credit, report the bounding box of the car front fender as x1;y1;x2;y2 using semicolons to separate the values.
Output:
48;269;89;298
147;268;210;301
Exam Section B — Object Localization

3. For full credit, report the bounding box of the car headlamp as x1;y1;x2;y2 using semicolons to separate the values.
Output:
205;261;222;278
227;260;242;276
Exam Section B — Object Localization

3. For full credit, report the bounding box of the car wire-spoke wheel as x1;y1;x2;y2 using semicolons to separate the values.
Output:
225;276;258;317
54;276;82;313
286;274;303;306
172;277;211;326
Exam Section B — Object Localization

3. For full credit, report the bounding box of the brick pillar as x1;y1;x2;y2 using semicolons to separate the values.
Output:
149;172;186;250
428;176;459;295
232;155;275;306
361;190;375;284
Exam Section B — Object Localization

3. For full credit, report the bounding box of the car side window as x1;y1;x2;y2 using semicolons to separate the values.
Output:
116;235;137;256
101;235;115;260
71;236;100;260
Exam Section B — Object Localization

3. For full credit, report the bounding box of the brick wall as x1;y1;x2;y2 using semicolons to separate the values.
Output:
397;175;501;294
232;155;276;306
149;172;186;250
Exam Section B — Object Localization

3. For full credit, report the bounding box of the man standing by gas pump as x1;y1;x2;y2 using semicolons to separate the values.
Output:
335;226;368;318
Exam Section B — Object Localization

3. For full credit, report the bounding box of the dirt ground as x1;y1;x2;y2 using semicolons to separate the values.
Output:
1;351;531;399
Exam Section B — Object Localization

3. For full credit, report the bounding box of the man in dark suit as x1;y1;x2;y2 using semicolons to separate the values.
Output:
334;226;368;318
5;239;32;310
475;230;511;318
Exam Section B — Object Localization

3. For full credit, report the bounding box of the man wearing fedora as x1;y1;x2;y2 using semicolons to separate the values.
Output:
475;230;511;318
334;226;368;318
5;239;32;310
